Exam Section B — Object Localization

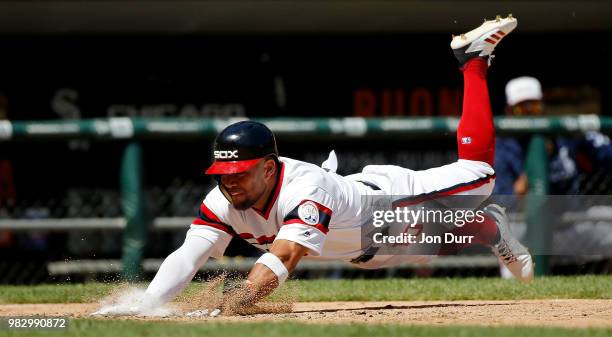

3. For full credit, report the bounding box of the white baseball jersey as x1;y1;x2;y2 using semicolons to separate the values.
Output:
186;153;496;266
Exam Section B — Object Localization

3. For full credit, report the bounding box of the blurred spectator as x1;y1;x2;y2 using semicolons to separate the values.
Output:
495;76;612;278
494;77;612;196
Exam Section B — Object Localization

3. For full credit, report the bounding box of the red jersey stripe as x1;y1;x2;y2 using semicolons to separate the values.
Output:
239;233;276;245
200;204;222;223
192;220;235;235
284;218;306;225
282;219;330;234
393;174;496;208
252;162;286;220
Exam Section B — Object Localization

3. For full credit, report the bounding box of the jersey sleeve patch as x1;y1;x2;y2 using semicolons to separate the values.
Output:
193;203;236;236
283;200;332;234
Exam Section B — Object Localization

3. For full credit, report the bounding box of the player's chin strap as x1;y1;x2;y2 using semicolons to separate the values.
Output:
212;174;234;204
218;181;233;204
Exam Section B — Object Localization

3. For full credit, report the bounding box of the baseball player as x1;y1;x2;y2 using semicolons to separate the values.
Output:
135;15;533;315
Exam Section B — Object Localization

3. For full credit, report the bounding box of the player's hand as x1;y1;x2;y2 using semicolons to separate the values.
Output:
219;281;259;315
92;303;151;316
90;290;164;317
183;281;259;318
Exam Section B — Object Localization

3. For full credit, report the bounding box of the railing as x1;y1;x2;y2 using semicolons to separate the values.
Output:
2;115;611;279
1;115;610;141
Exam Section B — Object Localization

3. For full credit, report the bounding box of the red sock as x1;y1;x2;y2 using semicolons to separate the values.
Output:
456;58;495;166
437;214;499;255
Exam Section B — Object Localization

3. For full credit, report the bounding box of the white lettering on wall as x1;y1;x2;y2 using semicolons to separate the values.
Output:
51;88;81;119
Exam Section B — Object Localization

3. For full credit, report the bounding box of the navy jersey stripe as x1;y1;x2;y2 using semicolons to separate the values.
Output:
193;203;236;236
283;200;332;234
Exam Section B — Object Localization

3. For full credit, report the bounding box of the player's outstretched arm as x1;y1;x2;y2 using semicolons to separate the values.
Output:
145;235;217;303
93;235;218;316
221;239;309;312
248;239;309;295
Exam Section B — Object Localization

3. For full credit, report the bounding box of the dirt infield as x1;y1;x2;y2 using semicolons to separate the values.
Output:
1;300;611;328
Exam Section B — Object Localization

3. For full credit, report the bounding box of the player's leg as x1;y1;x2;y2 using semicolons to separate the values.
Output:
455;56;495;165
384;15;517;207
354;17;532;281
359;17;511;258
394;16;531;281
424;18;516;250
452;15;519;169
445;17;532;282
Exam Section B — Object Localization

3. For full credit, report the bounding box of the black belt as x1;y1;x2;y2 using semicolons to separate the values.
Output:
350;181;383;264
350;246;379;264
349;223;389;265
357;180;381;191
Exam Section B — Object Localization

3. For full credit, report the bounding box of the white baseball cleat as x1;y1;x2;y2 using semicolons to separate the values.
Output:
484;203;534;283
451;14;517;66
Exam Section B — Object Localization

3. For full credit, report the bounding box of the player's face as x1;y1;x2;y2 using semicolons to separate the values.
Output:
509;100;543;116
220;160;272;210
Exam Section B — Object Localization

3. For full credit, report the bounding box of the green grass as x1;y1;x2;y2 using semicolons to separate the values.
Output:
0;275;610;304
0;277;610;337
0;283;117;304
0;320;611;337
284;275;612;301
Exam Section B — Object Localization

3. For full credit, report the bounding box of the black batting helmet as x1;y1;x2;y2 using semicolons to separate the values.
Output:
205;121;278;175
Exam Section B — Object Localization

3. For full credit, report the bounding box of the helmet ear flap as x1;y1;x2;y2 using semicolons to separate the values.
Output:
218;183;233;204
